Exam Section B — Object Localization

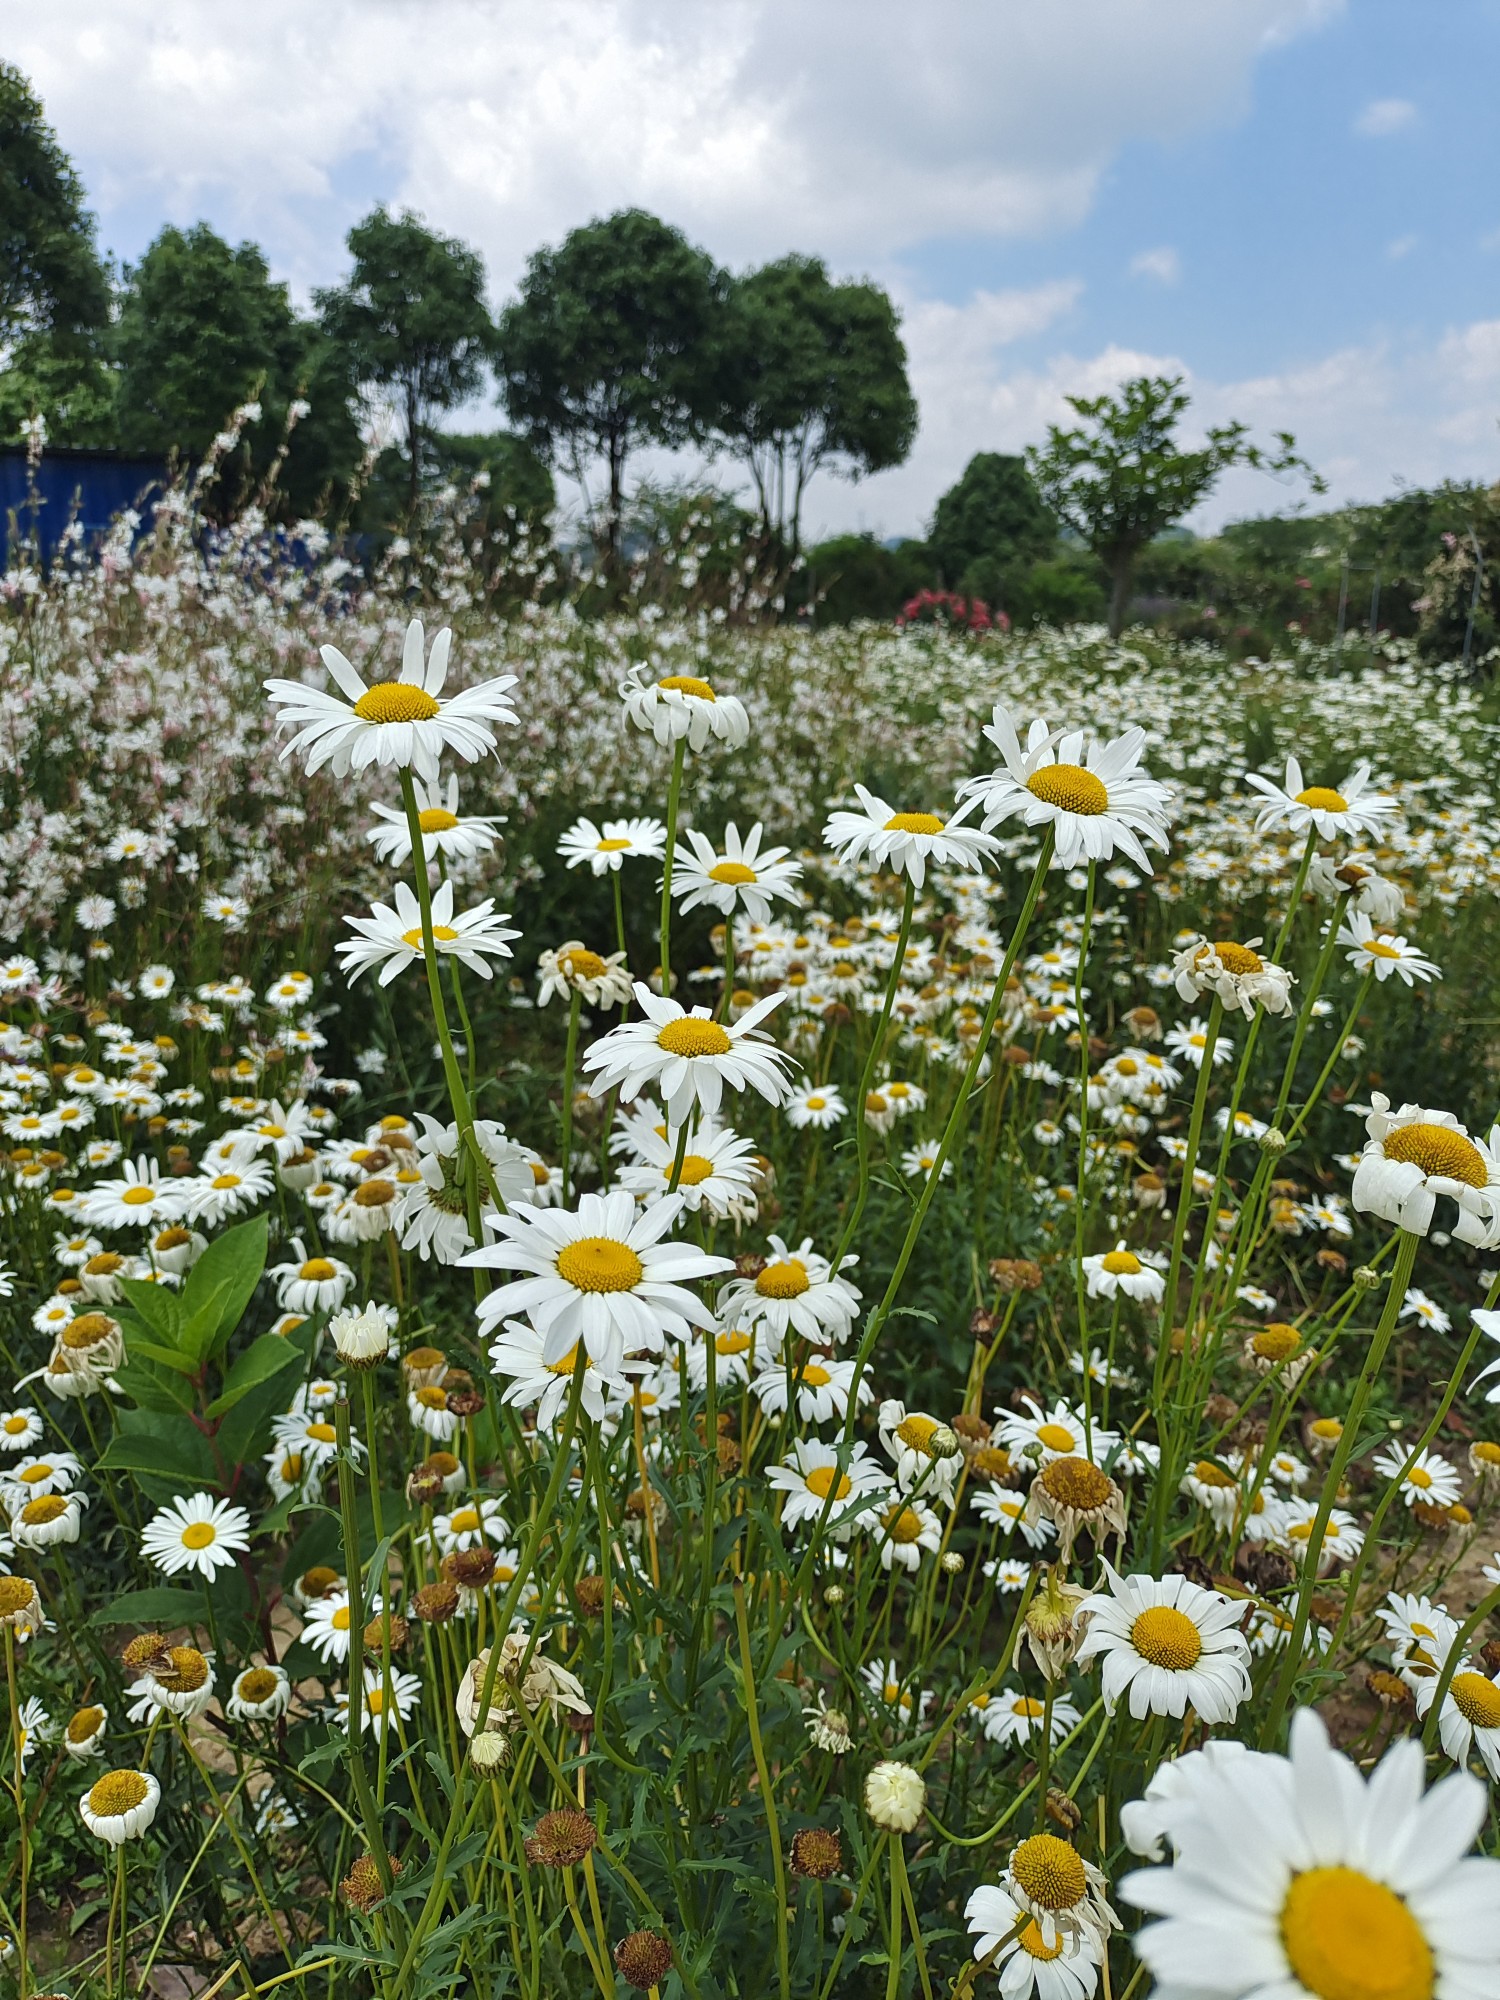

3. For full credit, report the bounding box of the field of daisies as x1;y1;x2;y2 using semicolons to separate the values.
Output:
4;497;1500;2000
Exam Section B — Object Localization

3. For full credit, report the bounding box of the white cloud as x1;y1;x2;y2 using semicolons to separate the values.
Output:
1386;234;1418;260
1129;246;1181;285
1354;96;1416;137
9;0;1338;295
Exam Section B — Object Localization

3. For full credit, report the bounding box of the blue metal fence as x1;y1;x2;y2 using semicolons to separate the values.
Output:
0;449;169;568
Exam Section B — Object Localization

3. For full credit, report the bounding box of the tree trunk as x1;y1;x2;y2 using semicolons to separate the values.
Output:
406;378;421;515
1107;547;1136;639
605;431;625;574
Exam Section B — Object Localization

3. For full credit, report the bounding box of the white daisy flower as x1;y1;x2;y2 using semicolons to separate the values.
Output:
619;665;749;753
141;1493;252;1580
1172;936;1295;1018
1122;1709;1500;2000
670;823;802;926
964;1879;1103;2000
1415;1663;1500;1779
876;1400;961;1504
751;1352;868;1426
962;709;1173;871
783;1084;847;1130
557;815;667;876
1338;910;1441;985
265;618;518;781
1351;1093;1500;1246
62;1703;107;1760
270;1241;355;1315
867;1495;942;1571
764;1439;891;1539
999;1395;1118;1468
535;943;634;1011
0;1409;44;1454
335;1666;423;1735
184;1156;274;1227
716;1235;861;1347
1371;1443;1463;1511
976;1687;1082;1749
616;1118;761;1218
302;1589;365;1666
1243;754;1394;840
463;1188;731;1385
823;783;997;887
429;1496;509;1555
226;1665;293;1722
487;1322;614;1428
79;1768;161;1847
1079;1242;1165;1304
367;773;503;866
11;1492;86;1548
1074;1563;1252;1722
1274;1497;1365;1572
582;981;796;1128
971;1484;1056;1550
78;1156;186;1231
336;878;519;988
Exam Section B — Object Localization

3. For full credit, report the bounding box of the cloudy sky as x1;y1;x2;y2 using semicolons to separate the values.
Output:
8;0;1500;539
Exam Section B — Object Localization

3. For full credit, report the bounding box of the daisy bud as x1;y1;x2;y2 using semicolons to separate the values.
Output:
1258;1127;1289;1156
1352;1265;1382;1291
864;1760;925;1833
330;1303;395;1370
613;1929;674;1992
469;1730;509;1772
941;1551;965;1575
823;1584;845;1607
929;1424;961;1460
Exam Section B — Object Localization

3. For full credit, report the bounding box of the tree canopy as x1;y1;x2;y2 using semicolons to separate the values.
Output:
316;209;496;510
1028;374;1322;635
712;254;917;563
494;209;721;566
928;452;1055;613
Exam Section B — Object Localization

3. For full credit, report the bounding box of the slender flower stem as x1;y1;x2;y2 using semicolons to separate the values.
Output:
659;737;687;991
4;1630;27;2000
559;989;582;1205
733;1577;790;2000
333;1395;395;1900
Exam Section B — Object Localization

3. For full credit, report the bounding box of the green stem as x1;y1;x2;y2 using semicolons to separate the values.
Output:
560;989;582;1206
733;1577;790;2000
659;737;687;991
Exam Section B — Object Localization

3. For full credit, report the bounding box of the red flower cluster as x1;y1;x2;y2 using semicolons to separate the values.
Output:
895;588;1008;634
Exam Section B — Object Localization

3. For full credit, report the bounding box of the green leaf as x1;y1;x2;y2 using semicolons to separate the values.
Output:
215;1317;316;1465
116;1276;186;1346
179;1215;268;1362
206;1333;303;1419
98;1408;220;1492
90;1585;208;1629
111;1358;196;1413
122;1337;200;1378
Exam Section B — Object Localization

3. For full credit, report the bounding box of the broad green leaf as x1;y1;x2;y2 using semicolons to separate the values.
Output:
90;1585;207;1629
179;1215;268;1362
98;1408;220;1491
116;1276;186;1346
110;1358;196;1413
214;1318;316;1465
206;1332;303;1419
121;1336;199;1377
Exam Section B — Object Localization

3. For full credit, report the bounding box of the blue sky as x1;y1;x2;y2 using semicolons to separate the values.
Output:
8;0;1500;537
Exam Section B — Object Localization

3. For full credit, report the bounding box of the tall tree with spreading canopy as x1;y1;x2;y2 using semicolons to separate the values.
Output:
928;451;1056;613
494;209;721;568
316;208;496;511
1028;374;1322;637
0;64;113;442
712;254;917;565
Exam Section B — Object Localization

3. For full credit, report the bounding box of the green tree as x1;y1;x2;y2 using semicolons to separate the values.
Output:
928;452;1055;613
316;208;496;512
712;254;917;564
1027;374;1321;637
114;223;358;517
0;64;113;443
495;209;721;568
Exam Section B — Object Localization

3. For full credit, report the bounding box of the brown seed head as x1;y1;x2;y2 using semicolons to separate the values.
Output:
789;1826;844;1880
1044;1787;1083;1833
524;1807;597;1868
341;1853;398;1912
120;1631;175;1675
411;1581;460;1624
989;1257;1043;1293
443;1547;497;1590
364;1614;409;1652
612;1929;674;1991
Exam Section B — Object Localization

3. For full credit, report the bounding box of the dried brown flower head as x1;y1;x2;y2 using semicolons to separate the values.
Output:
613;1929;674;1991
524;1808;597;1868
789;1827;843;1880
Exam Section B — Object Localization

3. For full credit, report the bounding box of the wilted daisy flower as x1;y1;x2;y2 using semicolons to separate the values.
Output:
463;1189;731;1385
823;784;997;886
329;1301;398;1368
11;1491;86;1548
1122;1709;1500;2000
1350;1093;1500;1245
367;773;502;865
583;981;795;1127
765;1439;890;1537
1309;852;1406;924
1243;754;1393;839
226;1665;293;1722
62;1703;107;1759
337;879;519;987
1337;911;1441;986
266;618;518;781
79;1768;161;1846
128;1644;215;1720
557;815;666;875
1075;1563;1252;1722
1172;936;1295;1017
962;709;1173;872
717;1236;861;1346
141;1494;252;1580
964;1877;1103;1999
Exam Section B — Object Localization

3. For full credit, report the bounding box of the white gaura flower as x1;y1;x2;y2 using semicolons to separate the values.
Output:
616;1118;761;1218
717;1235;861;1346
1080;1243;1165;1304
265;618;518;781
620;665;749;752
557;815;666;876
79;1768;161;1847
367;773;503;866
822;783;997;887
1074;1563;1252;1722
336;878;519;988
764;1439;891;1539
582;980;796;1127
1122;1708;1500;2000
670;823;803;926
1338;911;1442;986
964;1879;1103;2000
462;1189;731;1384
1172;936;1295;1018
141;1493;252;1580
961;710;1173;871
1244;754;1394;840
1414;1661;1500;1780
487;1322;614;1428
1350;1093;1500;1246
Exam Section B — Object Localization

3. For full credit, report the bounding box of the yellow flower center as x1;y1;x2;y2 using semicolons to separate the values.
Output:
417;807;459;832
1039;1455;1113;1511
1449;1672;1500;1728
717;1329;753;1355
555;1237;645;1293
1036;1422;1078;1453
562;948;609;980
895;1414;940;1456
757;1258;810;1299
447;1506;481;1533
156;1647;209;1692
1101;1249;1142;1275
1280;1866;1433;2000
1381;1122;1488;1187
669;1154;714;1186
805;1095;826;1110
1013;1696;1046;1719
656;1016;732;1059
1204;940;1264;975
1254;1323;1303;1360
1364;939;1403;960
352;683;440;723
332;1606;352;1631
530;1161;551;1185
0;1577;35;1615
88;1769;150;1817
1130;1605;1204;1670
1193;1460;1238;1489
798;1362;832;1387
365;1686;386;1714
883;1504;924;1544
307;1421;337;1443
237;1669;281;1703
708;860;757;884
545;1344;582;1376
121;1185;157;1206
1019;1920;1065;1962
804;1466;852;1501
417;1385;450;1408
3;1417;29;1435
210;1173;242;1190
883;811;945;834
300;1258;337;1281
67;1705;104;1743
1407;1466;1432;1489
18;1464;53;1484
1311;1418;1343;1440
1295;786;1350;813
1473;1441;1500;1466
658;674;715;699
180;1521;218;1550
596;835;632;851
1025;763;1109;815
1009;1833;1087;1910
401;925;459;948
20;1495;67;1523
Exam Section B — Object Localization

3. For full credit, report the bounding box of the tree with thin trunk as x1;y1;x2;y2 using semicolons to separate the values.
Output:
493;210;720;572
316;208;495;514
1028;375;1322;638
